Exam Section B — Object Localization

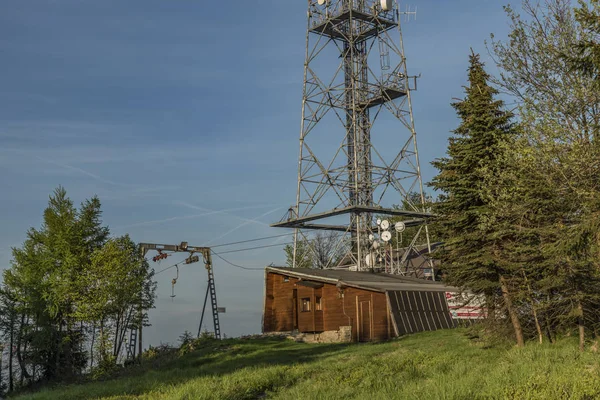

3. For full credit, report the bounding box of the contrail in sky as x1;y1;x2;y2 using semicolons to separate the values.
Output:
3;148;129;187
175;201;279;228
4;148;179;201
202;206;285;246
114;204;280;230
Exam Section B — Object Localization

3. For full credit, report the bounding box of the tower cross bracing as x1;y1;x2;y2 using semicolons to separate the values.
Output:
272;0;433;276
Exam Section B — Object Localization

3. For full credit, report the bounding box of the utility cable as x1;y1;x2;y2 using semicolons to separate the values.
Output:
210;233;295;248
212;232;343;255
149;232;335;273
213;242;294;255
211;251;265;271
153;259;188;276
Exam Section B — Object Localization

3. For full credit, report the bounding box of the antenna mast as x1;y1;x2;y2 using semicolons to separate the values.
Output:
272;0;433;277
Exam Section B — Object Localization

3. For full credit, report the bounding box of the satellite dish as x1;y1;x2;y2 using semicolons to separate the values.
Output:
372;241;380;249
381;0;392;11
395;221;406;233
368;234;375;242
376;219;382;226
381;220;390;230
318;0;327;5
365;252;376;267
382;231;392;242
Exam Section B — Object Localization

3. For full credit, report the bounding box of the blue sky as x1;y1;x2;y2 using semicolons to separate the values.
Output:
0;0;514;346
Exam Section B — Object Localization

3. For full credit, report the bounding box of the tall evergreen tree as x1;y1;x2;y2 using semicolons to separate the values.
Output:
430;51;524;346
570;0;600;85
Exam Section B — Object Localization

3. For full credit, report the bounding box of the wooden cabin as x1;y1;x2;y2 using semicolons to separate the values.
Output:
262;267;469;343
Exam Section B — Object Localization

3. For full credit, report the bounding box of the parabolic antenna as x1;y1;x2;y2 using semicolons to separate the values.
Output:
372;241;380;250
381;220;390;230
395;221;406;233
382;231;392;242
365;252;376;267
318;0;327;5
381;0;393;11
376;218;382;226
368;234;375;242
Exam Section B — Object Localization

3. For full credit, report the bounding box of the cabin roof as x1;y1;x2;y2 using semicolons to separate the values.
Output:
265;266;459;293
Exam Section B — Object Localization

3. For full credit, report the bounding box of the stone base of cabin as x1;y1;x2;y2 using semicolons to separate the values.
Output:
266;326;353;343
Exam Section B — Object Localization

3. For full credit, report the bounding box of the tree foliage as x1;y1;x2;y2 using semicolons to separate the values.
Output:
284;231;348;269
488;0;600;350
0;187;156;391
427;0;600;349
430;51;524;345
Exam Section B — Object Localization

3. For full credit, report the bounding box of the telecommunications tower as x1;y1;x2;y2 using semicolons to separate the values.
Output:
272;0;433;276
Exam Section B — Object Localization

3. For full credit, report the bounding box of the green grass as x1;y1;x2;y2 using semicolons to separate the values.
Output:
12;329;600;400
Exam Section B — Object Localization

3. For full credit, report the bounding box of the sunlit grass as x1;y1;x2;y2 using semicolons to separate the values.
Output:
13;329;600;400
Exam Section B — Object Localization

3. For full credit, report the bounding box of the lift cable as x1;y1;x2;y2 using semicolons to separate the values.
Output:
150;232;331;275
210;233;295;248
214;242;294;255
211;251;266;271
154;259;189;276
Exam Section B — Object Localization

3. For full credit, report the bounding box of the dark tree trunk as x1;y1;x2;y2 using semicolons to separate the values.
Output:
90;322;96;370
55;318;62;378
500;275;525;347
113;311;122;357
115;307;133;359
16;314;31;383
9;314;14;392
522;272;543;344
578;301;585;352
138;308;143;362
532;305;543;344
545;294;555;344
0;343;3;393
99;318;105;363
485;292;496;322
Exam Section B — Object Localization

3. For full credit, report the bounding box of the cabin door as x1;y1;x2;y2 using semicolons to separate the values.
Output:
359;301;372;342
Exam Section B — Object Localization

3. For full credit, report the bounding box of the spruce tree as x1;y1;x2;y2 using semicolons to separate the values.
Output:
430;51;525;346
570;0;600;85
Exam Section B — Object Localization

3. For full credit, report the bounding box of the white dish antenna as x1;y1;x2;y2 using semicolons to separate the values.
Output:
381;231;392;242
368;234;375;242
365;252;376;267
395;221;406;233
381;0;393;11
318;0;327;5
376;218;382;226
372;241;380;250
380;220;390;230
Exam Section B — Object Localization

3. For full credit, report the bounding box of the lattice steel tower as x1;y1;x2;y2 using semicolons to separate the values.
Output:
273;0;433;276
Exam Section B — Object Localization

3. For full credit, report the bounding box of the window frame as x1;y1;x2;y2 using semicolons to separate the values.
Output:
315;296;322;311
301;297;311;312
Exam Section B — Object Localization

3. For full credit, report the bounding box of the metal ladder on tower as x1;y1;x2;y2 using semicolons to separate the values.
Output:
207;266;221;339
198;261;221;340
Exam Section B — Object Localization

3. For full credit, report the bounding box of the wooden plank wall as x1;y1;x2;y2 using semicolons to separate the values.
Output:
263;272;299;332
263;272;392;341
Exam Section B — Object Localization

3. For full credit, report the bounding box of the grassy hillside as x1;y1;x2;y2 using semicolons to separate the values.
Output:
12;328;600;400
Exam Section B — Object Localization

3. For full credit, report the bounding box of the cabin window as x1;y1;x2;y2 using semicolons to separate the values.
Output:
283;276;289;283
315;296;322;311
301;297;311;312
